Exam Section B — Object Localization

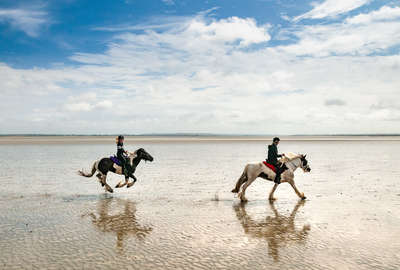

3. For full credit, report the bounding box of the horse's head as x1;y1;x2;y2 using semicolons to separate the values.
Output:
135;148;154;162
300;155;311;172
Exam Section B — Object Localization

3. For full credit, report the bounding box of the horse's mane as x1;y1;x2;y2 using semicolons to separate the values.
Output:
280;152;302;163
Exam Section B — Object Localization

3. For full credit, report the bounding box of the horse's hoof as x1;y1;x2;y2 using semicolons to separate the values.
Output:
127;182;134;188
240;197;248;202
301;196;306;200
231;188;238;193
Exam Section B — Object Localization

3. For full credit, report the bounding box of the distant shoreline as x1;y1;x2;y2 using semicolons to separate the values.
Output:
1;135;400;144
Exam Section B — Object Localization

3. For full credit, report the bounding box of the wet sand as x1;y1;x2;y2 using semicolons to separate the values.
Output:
0;137;399;269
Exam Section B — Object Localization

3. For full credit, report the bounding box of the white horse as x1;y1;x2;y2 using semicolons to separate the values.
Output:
231;153;311;202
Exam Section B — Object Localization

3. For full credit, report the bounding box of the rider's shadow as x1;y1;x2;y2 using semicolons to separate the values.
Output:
83;197;153;253
233;200;310;262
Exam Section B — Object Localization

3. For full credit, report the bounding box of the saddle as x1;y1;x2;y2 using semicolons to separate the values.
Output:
110;156;122;166
262;161;277;172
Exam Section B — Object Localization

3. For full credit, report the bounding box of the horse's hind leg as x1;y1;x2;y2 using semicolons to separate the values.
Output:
102;174;113;193
232;167;247;193
238;177;256;202
96;173;105;187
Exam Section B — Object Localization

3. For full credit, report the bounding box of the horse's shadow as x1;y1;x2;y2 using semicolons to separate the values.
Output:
83;197;152;253
233;200;310;262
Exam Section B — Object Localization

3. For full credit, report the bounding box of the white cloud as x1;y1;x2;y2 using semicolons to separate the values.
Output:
294;0;371;21
0;8;48;37
281;6;400;56
1;9;400;134
64;93;113;112
346;5;400;24
65;102;93;112
96;100;113;109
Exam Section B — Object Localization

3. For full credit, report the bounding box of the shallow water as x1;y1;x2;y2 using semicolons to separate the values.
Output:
0;139;399;269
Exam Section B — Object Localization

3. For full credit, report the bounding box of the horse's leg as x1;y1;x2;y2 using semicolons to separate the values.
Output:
102;174;113;193
238;174;256;202
115;175;128;188
289;180;305;200
96;173;105;187
127;174;136;188
232;168;247;193
269;183;279;201
115;179;127;188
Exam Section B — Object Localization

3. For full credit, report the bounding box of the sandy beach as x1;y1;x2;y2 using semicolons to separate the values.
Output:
0;136;399;269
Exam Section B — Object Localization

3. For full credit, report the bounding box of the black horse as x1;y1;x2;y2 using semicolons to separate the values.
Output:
78;148;154;193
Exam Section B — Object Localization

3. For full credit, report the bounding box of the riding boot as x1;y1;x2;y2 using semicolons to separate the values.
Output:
274;166;282;184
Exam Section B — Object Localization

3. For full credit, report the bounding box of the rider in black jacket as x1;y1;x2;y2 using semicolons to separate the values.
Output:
116;135;133;177
267;137;285;184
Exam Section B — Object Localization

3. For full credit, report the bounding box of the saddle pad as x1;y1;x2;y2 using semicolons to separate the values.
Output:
262;161;276;172
110;156;121;166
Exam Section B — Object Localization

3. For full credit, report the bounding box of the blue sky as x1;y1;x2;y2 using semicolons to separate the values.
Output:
1;0;400;134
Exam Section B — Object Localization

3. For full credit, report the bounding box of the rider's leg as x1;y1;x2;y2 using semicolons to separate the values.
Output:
274;163;288;184
274;163;283;184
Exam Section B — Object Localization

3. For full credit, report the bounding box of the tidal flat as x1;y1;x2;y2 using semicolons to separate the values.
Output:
0;136;399;269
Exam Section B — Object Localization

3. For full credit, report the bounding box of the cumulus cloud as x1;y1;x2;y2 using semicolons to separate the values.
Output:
1;6;400;134
280;9;400;57
294;0;371;21
0;8;49;37
64;93;113;112
346;5;400;24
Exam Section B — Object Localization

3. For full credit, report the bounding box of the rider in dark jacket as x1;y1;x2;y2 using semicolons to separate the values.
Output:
116;135;133;177
267;137;285;184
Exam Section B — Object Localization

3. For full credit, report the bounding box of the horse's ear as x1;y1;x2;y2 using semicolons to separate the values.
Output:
303;154;307;158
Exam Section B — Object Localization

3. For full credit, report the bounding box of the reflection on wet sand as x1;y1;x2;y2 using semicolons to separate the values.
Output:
234;200;310;261
84;198;152;252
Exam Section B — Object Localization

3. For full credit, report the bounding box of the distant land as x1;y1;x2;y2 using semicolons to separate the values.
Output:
1;134;400;145
1;133;400;137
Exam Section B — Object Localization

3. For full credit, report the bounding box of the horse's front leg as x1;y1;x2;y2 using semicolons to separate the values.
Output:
115;176;128;188
126;174;137;188
289;180;306;200
269;183;279;201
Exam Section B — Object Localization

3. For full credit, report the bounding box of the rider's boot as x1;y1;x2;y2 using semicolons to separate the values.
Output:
274;166;281;184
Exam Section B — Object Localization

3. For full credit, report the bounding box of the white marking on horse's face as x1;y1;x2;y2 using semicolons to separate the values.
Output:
300;156;311;172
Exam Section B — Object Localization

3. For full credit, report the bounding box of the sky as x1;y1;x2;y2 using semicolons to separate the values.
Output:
0;0;400;135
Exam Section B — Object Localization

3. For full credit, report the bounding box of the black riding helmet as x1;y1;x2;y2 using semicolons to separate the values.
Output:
273;137;280;142
116;135;124;144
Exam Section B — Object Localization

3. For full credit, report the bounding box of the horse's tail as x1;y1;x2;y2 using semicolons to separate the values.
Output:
78;161;97;177
231;165;248;193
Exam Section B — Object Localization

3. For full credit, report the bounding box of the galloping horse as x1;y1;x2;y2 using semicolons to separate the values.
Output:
231;153;311;201
78;148;153;193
